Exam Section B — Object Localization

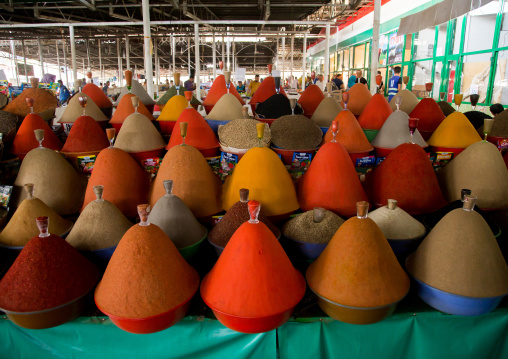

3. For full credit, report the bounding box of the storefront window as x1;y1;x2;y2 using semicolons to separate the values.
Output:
452;16;465;54
377;67;386;94
378;34;389;66
433;62;443;100
343;48;350;70
330;53;336;73
493;50;508;104
404;35;412;62
461;53;492;103
412;60;433;97
414;28;435;60
446;60;458;102
354;44;365;69
436;24;448;57
498;1;508;48
463;3;498;53
337;52;342;71
388;32;404;64
365;42;370;68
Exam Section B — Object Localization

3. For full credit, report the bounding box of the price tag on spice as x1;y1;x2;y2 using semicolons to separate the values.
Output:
498;139;508;149
217;152;238;181
142;158;162;177
77;155;96;175
0;185;13;208
355;156;376;168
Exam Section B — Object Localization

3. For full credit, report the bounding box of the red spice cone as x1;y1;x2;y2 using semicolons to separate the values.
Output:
364;143;447;214
202;75;245;108
358;93;393;130
323;110;373;153
81;148;150;218
11;113;63;157
166;108;219;150
340;83;372;116
409;98;445;133
110;94;155;125
201;215;305;320
250;77;287;107
61;115;110;153
297;141;369;217
82;83;113;109
298;84;325;117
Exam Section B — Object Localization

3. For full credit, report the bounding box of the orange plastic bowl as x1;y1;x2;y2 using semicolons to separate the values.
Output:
128;148;165;163
159;121;176;135
271;146;317;166
95;292;194;334
206;305;294;334
429;146;464;157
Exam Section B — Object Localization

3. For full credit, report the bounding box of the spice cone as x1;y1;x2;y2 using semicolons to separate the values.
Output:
67;196;133;251
364;143;447;214
306;216;410;307
297;84;325;117
0;110;18;143
256;94;304;119
478;110;508;136
358;93;392;130
12;148;87;215
297;141;369;217
0;232;100;312
282;208;344;245
409;98;445;133
4;87;57;120
250;76;287;107
222;147;299;216
82;83;113;109
389;89;419;114
157;95;188;122
110;93;155;125
339;83;372;116
437;101;455;117
166;108;219;151
201;214;305;318
371;110;427;149
61;115;110;153
323;110;373;153
407;209;508;297
11;113;63;156
466;111;492;130
81;148;150;218
58;92;109;124
150;145;222;218
114;113;166;152
157;86;201;106
437;141;508;209
270;115;322;150
311;97;343;127
148;181;207;248
202;75;245;109
427;112;482;148
368;200;426;240
207;93;244;121
95;223;199;318
0;196;73;247
114;80;155;106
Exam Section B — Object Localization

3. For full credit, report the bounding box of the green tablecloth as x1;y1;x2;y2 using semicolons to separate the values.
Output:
1;305;507;359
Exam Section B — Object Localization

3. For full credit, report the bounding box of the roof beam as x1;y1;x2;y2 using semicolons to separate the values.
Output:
78;0;96;11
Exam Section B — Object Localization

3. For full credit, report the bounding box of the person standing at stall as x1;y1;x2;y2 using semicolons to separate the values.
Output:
388;66;402;102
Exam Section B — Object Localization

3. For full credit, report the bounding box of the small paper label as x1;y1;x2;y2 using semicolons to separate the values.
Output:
290;152;312;170
356;156;376;167
0;185;13;208
211;215;224;226
77;155;96;174
141;158;162;177
498;139;508;149
215;152;238;181
375;157;386;166
470;85;479;95
431;152;454;169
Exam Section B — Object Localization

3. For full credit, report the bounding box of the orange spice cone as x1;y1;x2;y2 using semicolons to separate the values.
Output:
109;93;155;127
61;115;110;153
82;83;113;109
298;84;325;117
202;75;245;113
323;110;373;153
166;108;219;152
340;83;372;116
11;113;62;157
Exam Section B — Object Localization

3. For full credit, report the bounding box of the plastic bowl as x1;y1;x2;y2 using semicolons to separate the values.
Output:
61;150;102;172
178;232;207;260
349;151;373;166
286;236;328;260
95;291;194;334
363;129;379;142
219;143;249;160
158;121;176;135
128;148;165;163
374;146;394;158
1;292;90;329
320;127;328;136
429;146;464;157
312;290;405;325
206;305;295;334
205;119;230;136
408;270;506;316
92;244;117;262
271;146;317;166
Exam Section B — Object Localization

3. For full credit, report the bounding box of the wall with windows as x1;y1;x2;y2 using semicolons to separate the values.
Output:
308;0;508;107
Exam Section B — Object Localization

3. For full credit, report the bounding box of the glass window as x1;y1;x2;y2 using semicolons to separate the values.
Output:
343;48;350;70
404;35;412;62
499;1;508;48
461;53;492;103
433;62;443;101
446;60;458;102
379;34;389;66
330;53;336;73
463;3;498;53
336;52;342;71
436;24;448;57
412;60;433;97
493;50;508;104
354;44;365;69
365;42;370;68
452;16;465;54
388;32;404;64
414;28;435;60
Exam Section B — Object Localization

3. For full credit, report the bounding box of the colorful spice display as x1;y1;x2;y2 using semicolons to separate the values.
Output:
371;110;427;149
427;112;482;149
11;112;63;157
114;113;166;152
358;93;393;130
388;89;419;114
218;118;271;149
61;115;110;153
166;108;219;151
4;80;57;120
310;97;343;127
255;94;303;119
58;92;109;124
270;115;322;150
202;75;245;111
109;94;155;126
249;76;287;108
114;80;156;106
156;86;201;106
297;84;325;117
157;95;188;122
207;93;244;121
82;83;113;109
323;110;373;154
340;84;372;116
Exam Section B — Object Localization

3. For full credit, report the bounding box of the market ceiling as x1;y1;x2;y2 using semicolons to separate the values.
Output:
0;0;373;72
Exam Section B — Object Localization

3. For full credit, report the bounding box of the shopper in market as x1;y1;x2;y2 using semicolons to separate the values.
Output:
57;79;70;105
388;66;402;101
248;74;261;95
376;71;384;94
236;80;245;93
102;81;110;94
347;71;357;89
333;74;344;90
356;70;367;85
315;74;326;91
184;75;196;91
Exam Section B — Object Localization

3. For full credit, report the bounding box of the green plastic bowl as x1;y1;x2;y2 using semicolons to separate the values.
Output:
178;231;207;260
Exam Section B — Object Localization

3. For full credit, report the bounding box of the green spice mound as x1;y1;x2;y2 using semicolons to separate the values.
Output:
282;209;344;244
157;86;201;105
270;115;323;150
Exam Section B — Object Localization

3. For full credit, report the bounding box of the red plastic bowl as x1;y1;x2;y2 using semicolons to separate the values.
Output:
128;148;165;163
349;151;372;165
487;135;507;149
429;146;464;157
199;146;220;158
271;146;317;166
158;121;176;135
374;147;393;158
95;294;193;334
208;306;294;334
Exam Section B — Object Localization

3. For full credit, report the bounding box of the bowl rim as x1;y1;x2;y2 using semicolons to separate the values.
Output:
178;229;208;251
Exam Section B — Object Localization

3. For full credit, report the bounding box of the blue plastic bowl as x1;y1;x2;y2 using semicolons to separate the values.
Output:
320;127;328;136
205;119;230;136
287;236;328;260
388;237;423;260
208;239;224;257
408;264;506;316
91;245;117;262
